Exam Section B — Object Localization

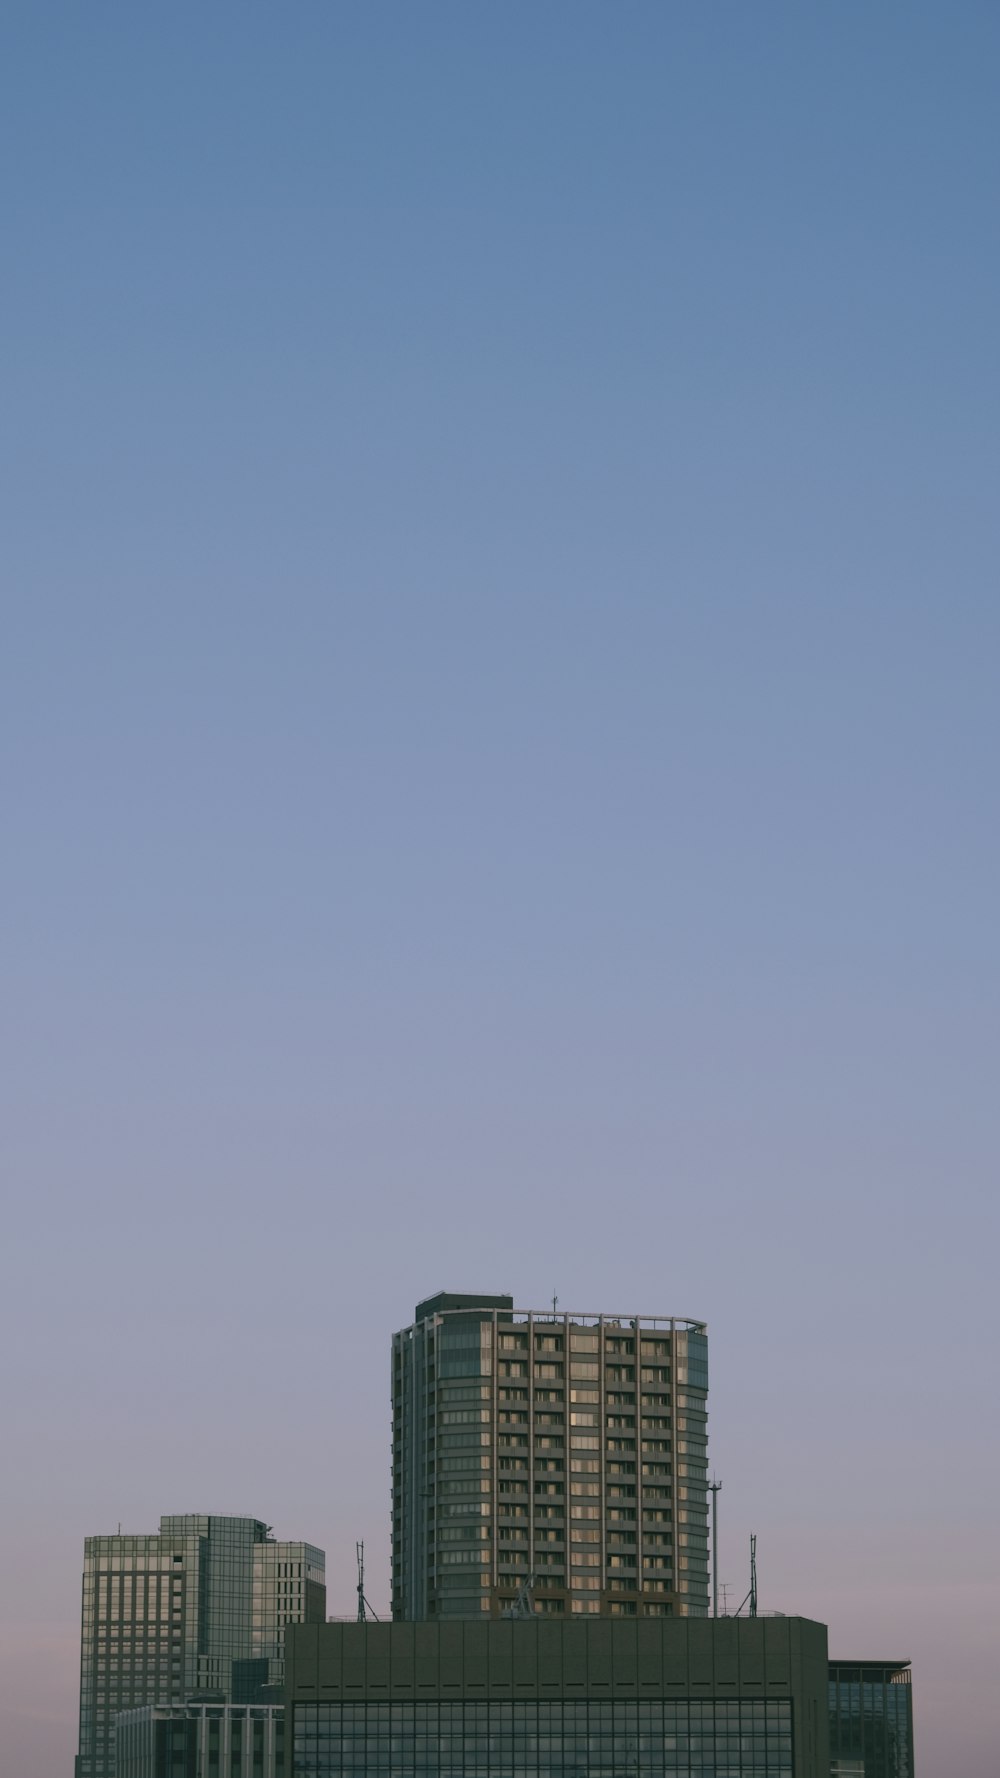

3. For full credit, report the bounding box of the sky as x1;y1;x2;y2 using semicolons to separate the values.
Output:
1;4;998;1773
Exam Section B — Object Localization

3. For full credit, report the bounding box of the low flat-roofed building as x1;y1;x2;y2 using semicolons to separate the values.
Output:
828;1661;913;1778
286;1616;830;1776
115;1702;284;1778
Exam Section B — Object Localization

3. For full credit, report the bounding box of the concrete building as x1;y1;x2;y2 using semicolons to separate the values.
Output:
76;1513;324;1778
392;1293;709;1621
828;1661;913;1778
286;1616;830;1777
115;1702;284;1778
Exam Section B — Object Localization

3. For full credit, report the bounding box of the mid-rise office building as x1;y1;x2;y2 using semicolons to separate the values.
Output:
76;1513;324;1778
115;1702;285;1778
286;1616;830;1777
828;1661;914;1778
392;1293;709;1621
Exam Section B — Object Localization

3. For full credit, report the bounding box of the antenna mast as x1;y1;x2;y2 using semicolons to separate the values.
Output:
502;1574;537;1618
733;1533;758;1619
356;1541;380;1623
708;1478;722;1618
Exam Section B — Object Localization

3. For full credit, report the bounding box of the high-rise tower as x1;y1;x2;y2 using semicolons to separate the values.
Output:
391;1293;708;1621
76;1513;325;1778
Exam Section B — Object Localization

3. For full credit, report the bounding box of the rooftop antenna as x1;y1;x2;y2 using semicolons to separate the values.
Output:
355;1542;380;1623
708;1478;722;1618
502;1574;537;1618
552;1294;558;1317
733;1534;758;1619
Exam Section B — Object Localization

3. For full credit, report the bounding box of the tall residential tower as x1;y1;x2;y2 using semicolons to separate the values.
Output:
76;1513;325;1778
392;1293;709;1621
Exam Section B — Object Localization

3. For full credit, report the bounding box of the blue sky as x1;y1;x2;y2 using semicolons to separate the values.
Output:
2;7;998;1773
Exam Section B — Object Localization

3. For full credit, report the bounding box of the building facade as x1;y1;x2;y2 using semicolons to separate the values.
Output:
115;1703;285;1778
392;1294;709;1621
286;1616;830;1778
828;1662;913;1778
76;1514;324;1778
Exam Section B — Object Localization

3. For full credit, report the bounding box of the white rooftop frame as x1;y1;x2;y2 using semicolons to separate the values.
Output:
425;1308;706;1333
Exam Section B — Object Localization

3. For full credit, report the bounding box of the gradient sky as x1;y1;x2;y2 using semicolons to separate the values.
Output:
2;6;998;1774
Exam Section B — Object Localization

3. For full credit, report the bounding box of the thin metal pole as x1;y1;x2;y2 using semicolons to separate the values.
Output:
709;1479;722;1617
